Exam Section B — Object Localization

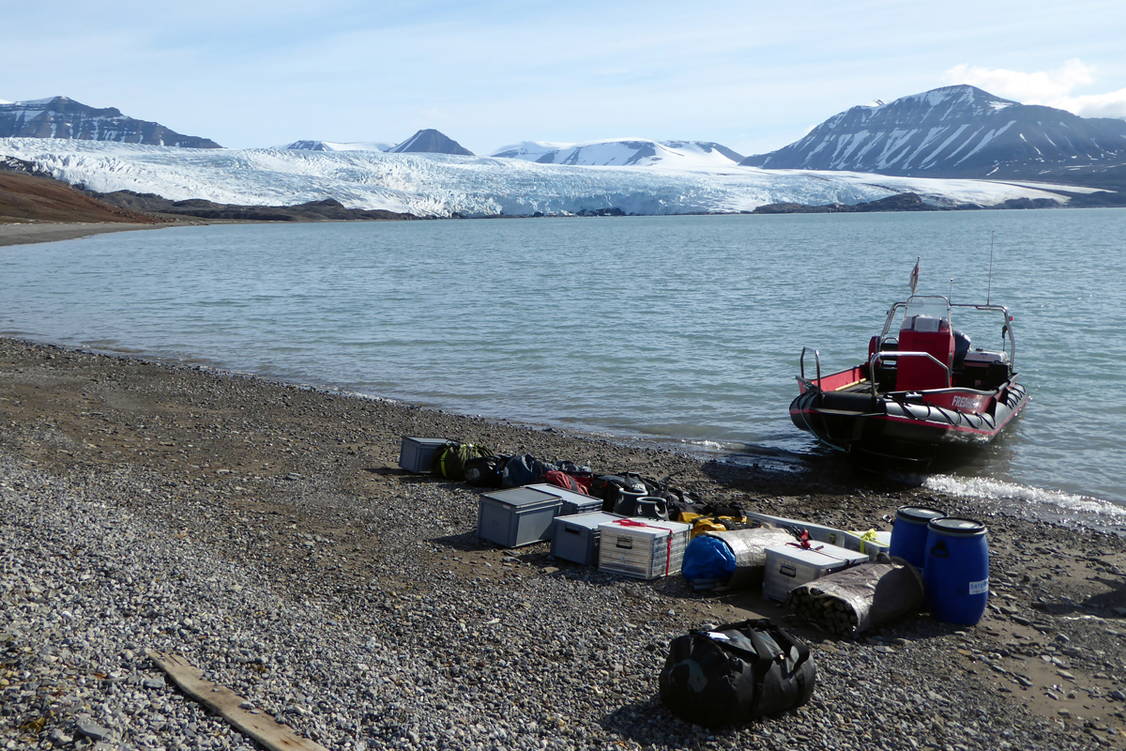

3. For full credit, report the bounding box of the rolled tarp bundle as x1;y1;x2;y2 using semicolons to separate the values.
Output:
682;527;797;591
788;561;924;636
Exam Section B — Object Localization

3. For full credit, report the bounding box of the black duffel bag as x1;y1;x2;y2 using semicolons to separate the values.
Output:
463;455;509;487
659;619;816;727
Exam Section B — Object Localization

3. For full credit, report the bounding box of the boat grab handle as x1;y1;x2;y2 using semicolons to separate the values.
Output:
868;351;949;395
799;347;822;386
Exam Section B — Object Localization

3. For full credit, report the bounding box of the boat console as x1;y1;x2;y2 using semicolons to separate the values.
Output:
895;314;955;391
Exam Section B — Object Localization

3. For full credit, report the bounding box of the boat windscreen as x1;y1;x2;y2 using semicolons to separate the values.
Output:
899;297;950;328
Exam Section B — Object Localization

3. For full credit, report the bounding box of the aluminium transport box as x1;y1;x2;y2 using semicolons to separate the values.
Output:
477;487;563;548
525;483;603;515
743;511;889;560
763;542;870;602
597;518;691;580
550;511;625;566
398;437;449;473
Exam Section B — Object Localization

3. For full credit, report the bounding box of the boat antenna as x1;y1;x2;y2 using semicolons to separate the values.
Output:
987;232;995;305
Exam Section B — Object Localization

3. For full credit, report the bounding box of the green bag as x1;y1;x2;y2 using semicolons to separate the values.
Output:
433;441;491;480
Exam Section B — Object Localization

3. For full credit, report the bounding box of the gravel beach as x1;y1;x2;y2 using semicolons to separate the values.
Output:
1;337;1122;750
0;223;169;248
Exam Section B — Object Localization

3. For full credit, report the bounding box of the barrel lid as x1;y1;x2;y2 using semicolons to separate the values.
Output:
928;517;987;535
896;506;946;523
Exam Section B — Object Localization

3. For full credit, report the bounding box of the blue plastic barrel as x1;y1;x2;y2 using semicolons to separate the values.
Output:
923;517;989;625
889;506;946;569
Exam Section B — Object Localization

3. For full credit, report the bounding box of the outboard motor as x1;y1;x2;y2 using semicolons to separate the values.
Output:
953;330;971;368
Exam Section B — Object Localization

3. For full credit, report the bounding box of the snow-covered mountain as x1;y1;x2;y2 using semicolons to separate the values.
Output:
388;129;473;156
742;85;1126;178
493;138;744;169
0;138;1102;218
284;140;393;152
0;96;221;148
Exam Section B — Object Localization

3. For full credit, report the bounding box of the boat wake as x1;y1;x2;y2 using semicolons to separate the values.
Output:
924;474;1126;535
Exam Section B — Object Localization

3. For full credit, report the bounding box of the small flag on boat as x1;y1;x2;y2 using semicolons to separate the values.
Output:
909;257;920;294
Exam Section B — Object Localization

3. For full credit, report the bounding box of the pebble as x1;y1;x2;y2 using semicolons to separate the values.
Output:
75;715;111;741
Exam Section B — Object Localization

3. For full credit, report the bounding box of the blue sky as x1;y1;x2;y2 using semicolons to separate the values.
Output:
3;0;1125;155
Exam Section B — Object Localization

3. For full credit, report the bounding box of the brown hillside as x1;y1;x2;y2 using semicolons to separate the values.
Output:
0;171;164;224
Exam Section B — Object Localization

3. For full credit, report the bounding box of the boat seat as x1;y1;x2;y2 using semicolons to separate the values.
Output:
895;315;954;391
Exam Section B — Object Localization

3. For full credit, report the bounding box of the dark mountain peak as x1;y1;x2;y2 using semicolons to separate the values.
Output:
389;129;473;156
901;84;1016;107
817;85;1019;133
741;84;1126;180
286;140;332;151
0;96;221;148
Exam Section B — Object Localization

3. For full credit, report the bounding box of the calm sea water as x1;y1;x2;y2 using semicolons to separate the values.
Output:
3;209;1124;530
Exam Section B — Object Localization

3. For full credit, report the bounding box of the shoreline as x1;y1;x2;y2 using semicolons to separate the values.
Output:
0;220;183;247
0;335;1122;749
12;327;1125;528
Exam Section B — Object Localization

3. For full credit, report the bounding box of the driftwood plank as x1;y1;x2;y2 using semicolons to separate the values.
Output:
147;650;331;751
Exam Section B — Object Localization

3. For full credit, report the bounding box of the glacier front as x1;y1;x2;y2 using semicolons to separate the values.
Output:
0;138;1098;218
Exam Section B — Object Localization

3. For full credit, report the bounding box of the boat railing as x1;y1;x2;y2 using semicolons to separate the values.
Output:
878;298;1017;369
868;351;949;396
798;347;822;389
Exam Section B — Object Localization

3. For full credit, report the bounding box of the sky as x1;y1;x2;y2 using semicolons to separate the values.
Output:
3;0;1126;156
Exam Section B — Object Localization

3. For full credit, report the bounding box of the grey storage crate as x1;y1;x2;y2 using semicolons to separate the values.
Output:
525;483;602;515
398;437;449;473
550;511;624;565
477;487;563;548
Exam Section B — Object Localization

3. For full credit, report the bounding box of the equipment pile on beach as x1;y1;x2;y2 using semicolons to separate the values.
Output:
400;436;992;727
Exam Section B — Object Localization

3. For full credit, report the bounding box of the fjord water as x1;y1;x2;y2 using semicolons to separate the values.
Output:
3;209;1124;529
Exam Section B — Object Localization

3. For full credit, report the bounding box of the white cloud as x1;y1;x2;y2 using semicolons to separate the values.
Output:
945;59;1094;101
944;59;1126;118
1054;88;1126;119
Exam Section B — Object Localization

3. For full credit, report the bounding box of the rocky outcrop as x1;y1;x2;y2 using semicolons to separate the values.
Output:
752;192;982;214
0;96;221;148
0;166;164;223
94;191;415;221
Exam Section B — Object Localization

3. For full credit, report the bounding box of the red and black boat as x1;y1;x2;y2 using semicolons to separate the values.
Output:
789;280;1030;461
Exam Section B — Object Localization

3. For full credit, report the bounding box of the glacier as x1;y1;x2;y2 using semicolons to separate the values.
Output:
0;137;1098;218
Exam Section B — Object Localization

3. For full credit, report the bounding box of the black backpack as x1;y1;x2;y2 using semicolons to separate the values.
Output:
659;619;816;727
433;442;491;481
464;455;508;487
589;474;649;511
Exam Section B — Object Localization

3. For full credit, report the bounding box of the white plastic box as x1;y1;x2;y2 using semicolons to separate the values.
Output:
477;487;563;548
550;511;625;565
398;437;449;473
597;518;691;580
765;542;869;603
525;483;602;515
763;542;870;602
